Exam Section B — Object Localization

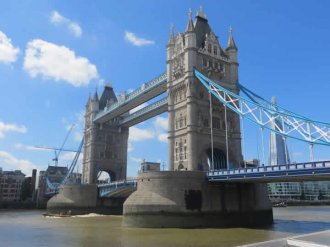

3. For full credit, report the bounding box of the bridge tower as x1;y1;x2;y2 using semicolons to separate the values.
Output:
82;85;129;184
167;7;243;171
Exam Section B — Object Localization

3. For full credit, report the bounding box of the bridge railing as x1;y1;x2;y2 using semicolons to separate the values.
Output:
94;73;167;121
98;179;138;197
208;161;330;177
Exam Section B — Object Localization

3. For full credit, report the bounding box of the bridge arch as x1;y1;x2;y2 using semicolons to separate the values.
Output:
97;170;116;184
206;148;227;170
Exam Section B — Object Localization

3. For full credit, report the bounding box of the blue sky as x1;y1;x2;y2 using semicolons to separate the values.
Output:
0;0;330;177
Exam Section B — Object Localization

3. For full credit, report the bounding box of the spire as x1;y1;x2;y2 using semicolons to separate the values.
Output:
196;5;207;20
86;92;91;104
167;24;175;45
226;26;238;51
93;90;99;101
185;8;194;32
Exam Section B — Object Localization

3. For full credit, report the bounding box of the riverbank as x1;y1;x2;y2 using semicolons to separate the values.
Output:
0;201;36;209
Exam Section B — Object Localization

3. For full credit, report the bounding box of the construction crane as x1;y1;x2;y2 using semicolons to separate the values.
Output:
34;124;77;166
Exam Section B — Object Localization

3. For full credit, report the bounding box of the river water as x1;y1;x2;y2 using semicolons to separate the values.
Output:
1;207;330;247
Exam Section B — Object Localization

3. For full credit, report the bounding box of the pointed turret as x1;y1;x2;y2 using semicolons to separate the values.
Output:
184;8;197;51
167;24;175;46
93;90;99;101
226;26;238;51
185;8;194;32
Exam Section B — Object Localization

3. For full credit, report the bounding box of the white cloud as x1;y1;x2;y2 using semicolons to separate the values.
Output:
158;133;168;143
14;143;51;152
127;116;168;144
50;11;82;38
124;31;155;47
128;142;134;152
0;150;38;175
61;152;83;162
129;126;154;142
0;121;27;139
23;39;98;87
292;152;303;157
130;156;143;163
154;116;168;130
0;31;20;64
129;102;148;114
74;132;83;142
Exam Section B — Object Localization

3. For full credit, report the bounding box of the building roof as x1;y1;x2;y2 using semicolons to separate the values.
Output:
226;27;238;51
194;15;212;48
2;170;25;176
99;84;118;110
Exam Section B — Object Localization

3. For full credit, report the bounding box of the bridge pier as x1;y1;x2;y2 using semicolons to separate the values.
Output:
47;184;132;215
123;171;273;228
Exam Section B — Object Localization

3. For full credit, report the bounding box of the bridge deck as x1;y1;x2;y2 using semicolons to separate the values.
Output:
207;161;330;183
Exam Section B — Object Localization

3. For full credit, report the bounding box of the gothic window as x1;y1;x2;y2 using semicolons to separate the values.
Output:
209;60;213;68
214;62;219;70
176;148;178;161
199;89;204;99
106;134;113;144
202;58;207;67
105;151;112;159
208;44;212;53
184;117;187;126
184;147;187;159
179;114;183;128
212;117;221;129
214;46;217;56
203;118;209;127
184;139;186;144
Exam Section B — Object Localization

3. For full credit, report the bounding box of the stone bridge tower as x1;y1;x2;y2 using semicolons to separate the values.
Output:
167;7;243;171
82;85;129;184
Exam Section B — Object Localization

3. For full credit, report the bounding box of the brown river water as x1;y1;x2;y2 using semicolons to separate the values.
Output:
0;207;330;247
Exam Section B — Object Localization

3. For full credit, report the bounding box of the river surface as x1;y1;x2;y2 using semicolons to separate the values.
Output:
1;207;330;247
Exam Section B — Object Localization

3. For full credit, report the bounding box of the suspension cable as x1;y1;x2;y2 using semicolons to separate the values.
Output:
255;126;260;165
261;127;266;166
224;103;229;169
240;101;246;168
209;91;214;170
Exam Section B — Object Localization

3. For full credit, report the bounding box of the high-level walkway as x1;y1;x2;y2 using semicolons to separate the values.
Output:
94;73;167;124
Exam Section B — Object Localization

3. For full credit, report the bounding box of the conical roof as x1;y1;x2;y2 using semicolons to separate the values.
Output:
99;84;118;110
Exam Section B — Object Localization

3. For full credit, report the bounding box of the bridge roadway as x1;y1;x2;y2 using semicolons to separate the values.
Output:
94;73;167;124
208;161;330;183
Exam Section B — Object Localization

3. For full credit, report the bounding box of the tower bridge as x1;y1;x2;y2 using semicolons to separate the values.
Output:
47;7;330;228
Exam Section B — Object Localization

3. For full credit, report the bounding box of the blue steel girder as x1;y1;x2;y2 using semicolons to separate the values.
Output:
194;69;330;146
118;97;168;127
207;161;330;183
93;73;167;124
